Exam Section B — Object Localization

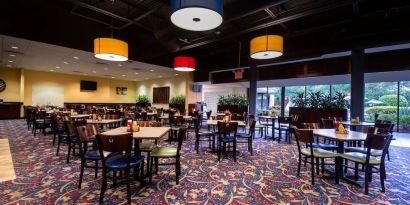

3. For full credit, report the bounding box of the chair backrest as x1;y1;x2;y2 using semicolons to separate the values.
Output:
248;118;256;135
206;111;212;119
364;134;391;150
294;128;314;145
176;126;187;156
169;115;183;126
76;124;99;142
217;121;238;136
301;123;320;129
321;118;335;128
139;120;150;127
216;115;224;120
97;133;133;154
278;116;291;124
64;120;87;136
150;121;161;127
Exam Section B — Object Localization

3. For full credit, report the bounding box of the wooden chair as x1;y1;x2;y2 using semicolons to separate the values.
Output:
341;134;392;194
321;118;335;128
193;118;214;154
275;117;291;144
149;126;187;184
97;133;144;204
76;124;101;189
59;120;86;163
168;115;184;142
293;128;339;185
217;121;239;162
236;118;256;155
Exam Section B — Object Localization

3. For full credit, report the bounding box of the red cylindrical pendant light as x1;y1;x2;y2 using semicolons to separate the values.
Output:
174;56;196;72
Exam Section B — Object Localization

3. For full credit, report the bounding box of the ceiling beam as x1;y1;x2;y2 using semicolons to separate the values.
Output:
264;8;291;34
179;0;353;51
119;4;162;30
73;1;153;32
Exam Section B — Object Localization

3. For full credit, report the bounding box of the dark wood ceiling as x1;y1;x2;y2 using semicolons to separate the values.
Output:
1;0;410;78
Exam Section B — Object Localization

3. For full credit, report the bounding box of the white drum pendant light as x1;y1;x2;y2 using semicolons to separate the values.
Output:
170;0;223;31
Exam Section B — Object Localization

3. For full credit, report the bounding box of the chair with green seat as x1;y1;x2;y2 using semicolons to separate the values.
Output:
301;123;338;151
97;132;145;204
274;117;291;144
294;128;339;185
340;133;392;195
255;115;268;139
149;126;187;185
168;115;184;142
139;121;161;175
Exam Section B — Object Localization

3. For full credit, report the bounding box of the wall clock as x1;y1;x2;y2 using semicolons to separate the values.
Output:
0;79;6;92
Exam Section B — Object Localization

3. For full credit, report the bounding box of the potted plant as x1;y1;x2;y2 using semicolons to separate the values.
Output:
217;94;248;114
136;94;151;108
289;91;348;125
169;95;186;113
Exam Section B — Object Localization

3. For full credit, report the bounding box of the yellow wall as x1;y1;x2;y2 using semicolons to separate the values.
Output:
24;70;136;105
0;68;21;102
135;75;191;109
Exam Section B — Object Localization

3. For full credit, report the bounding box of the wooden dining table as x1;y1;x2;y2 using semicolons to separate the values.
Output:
313;128;368;185
101;126;171;154
340;121;375;131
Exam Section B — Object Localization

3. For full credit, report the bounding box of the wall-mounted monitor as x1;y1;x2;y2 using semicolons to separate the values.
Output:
80;80;97;91
192;84;202;93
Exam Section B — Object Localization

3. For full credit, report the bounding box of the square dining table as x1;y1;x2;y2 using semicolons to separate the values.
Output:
313;128;368;185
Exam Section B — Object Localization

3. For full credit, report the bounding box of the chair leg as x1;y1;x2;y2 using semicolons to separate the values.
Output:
297;154;301;176
149;157;154;184
94;160;98;178
233;140;237;162
176;157;180;184
66;142;71;164
365;165;370;195
56;136;61;156
155;158;159;174
126;169;131;204
249;138;253;156
99;169;108;204
380;165;386;192
311;157;315;185
354;162;359;181
79;158;85;189
321;158;325;174
387;149;390;161
316;158;320;175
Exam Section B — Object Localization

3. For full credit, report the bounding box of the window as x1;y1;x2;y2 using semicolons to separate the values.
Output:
364;82;398;125
268;87;281;115
285;86;305;115
399;81;410;132
306;85;330;95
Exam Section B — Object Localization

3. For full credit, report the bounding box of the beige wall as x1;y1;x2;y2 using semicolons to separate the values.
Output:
23;69;136;105
135;75;191;109
0;68;21;102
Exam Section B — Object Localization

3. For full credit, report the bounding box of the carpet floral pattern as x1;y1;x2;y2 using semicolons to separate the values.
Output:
1;119;410;204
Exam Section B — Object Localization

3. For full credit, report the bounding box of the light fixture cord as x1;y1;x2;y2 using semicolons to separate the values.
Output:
238;41;242;68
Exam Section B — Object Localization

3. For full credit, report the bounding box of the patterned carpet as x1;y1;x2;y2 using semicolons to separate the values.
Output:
1;119;410;204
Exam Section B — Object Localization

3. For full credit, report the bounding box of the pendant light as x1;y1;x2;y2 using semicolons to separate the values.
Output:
250;35;283;59
170;0;223;31
174;56;196;72
94;14;128;62
94;38;128;62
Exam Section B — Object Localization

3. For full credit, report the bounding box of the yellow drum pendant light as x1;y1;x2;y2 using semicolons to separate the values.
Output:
250;35;283;59
94;38;128;62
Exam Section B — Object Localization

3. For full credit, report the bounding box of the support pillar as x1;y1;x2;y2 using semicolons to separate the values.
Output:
350;48;365;121
249;61;257;115
281;87;285;116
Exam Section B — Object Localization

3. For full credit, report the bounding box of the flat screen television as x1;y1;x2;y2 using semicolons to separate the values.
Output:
192;84;202;93
80;80;97;91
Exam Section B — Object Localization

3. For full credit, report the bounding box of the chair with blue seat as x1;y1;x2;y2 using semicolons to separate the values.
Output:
217;121;239;162
149;126;187;185
76;124;101;189
96;132;145;204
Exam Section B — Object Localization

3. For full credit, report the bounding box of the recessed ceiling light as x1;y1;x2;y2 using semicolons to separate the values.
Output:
150;70;154;72
55;66;60;69
73;56;79;59
175;74;179;76
135;72;139;75
49;69;55;72
63;62;69;64
11;46;18;49
159;76;162;78
122;75;126;77
118;64;122;67
9;54;15;57
92;70;97;73
111;77;115;79
104;67;109;70
8;60;13;63
6;65;12;67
